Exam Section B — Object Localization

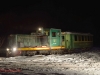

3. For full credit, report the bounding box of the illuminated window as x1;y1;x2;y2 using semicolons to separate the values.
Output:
45;31;48;35
45;31;50;36
52;32;56;37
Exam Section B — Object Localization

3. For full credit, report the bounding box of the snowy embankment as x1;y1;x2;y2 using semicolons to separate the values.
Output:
0;48;100;75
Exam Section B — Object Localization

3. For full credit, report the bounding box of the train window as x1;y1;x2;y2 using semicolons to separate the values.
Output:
62;36;64;41
89;36;91;41
45;31;48;35
85;36;88;41
90;36;91;41
82;36;84;41
52;32;56;37
45;31;50;36
88;36;89;41
74;35;77;41
78;36;81;41
84;36;86;41
48;32;50;36
89;36;92;41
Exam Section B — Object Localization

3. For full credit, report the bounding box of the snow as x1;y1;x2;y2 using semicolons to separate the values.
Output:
0;49;100;75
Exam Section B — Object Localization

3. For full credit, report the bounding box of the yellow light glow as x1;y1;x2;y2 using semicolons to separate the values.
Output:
18;46;65;50
42;46;47;47
39;28;42;31
6;48;9;51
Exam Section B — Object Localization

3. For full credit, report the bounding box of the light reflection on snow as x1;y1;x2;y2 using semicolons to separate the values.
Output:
0;49;100;75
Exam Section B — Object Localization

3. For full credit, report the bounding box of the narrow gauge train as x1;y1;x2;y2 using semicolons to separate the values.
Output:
0;28;93;56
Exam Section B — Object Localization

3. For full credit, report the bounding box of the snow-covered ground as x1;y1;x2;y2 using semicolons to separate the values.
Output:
0;48;100;75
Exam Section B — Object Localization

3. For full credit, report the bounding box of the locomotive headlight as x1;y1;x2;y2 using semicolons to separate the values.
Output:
13;47;17;52
6;48;9;51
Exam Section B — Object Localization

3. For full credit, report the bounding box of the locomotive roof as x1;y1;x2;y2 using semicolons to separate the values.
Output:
61;32;93;36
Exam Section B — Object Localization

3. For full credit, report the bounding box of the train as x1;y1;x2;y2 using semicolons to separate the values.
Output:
0;28;93;57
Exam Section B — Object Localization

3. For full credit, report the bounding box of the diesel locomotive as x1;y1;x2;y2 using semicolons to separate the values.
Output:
0;28;93;56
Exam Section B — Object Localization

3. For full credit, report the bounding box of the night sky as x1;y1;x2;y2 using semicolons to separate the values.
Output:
0;1;99;46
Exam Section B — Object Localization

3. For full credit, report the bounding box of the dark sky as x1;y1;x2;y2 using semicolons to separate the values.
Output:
0;1;99;46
